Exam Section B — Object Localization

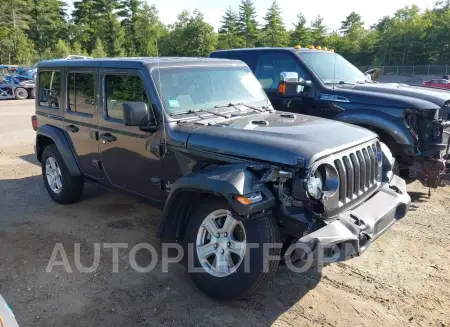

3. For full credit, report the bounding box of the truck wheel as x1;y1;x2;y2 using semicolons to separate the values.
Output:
14;88;28;100
29;88;36;99
41;144;84;204
183;199;281;300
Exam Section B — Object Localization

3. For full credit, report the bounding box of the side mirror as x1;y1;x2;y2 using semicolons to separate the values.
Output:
122;101;151;126
278;71;312;97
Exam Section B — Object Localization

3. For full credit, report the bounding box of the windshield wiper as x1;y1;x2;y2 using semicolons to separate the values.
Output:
214;102;272;113
170;108;231;119
324;80;357;85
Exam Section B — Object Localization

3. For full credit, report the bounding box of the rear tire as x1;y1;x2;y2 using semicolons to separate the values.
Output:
14;87;28;100
29;88;36;99
41;144;84;204
183;198;281;300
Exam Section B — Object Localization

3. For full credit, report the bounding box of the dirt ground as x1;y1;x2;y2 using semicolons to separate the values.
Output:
0;99;449;327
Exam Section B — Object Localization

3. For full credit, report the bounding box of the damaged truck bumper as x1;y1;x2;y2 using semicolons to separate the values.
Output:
294;175;411;265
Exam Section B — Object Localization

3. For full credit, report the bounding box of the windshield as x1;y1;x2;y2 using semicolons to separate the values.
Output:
298;52;367;84
151;66;269;115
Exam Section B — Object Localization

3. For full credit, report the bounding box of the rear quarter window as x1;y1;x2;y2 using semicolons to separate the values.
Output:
38;71;61;109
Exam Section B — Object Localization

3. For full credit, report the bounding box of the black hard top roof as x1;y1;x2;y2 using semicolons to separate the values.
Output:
37;57;247;69
211;47;331;54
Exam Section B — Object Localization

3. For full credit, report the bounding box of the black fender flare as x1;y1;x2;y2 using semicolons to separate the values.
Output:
157;165;276;241
335;110;416;155
36;125;81;176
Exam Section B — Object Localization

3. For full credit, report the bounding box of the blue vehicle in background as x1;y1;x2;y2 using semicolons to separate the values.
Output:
16;64;37;80
0;75;36;99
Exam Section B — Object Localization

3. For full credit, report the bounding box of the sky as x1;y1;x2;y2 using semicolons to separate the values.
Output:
67;0;439;31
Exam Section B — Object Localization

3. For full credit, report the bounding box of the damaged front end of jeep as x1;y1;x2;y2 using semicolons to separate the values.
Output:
254;140;411;265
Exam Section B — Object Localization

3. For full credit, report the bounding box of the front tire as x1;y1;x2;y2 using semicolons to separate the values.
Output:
41;144;84;204
183;199;281;300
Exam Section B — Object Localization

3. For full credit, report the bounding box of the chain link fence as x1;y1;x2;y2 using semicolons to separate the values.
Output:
358;65;450;76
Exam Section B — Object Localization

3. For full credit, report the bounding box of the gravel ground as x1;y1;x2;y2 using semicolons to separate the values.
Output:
0;100;449;327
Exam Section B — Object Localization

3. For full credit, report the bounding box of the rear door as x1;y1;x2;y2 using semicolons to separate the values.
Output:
63;68;101;179
98;69;162;200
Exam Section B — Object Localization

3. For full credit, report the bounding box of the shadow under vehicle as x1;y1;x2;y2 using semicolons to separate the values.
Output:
32;57;410;300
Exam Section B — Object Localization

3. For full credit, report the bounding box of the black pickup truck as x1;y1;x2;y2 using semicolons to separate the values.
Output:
211;47;450;188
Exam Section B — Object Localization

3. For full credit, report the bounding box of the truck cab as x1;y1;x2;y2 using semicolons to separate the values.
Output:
210;47;450;188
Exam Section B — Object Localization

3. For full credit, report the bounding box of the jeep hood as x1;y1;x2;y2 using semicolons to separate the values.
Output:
337;83;450;109
184;112;376;168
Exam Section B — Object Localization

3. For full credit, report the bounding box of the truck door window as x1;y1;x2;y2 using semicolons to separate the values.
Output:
255;53;306;91
38;71;61;108
105;74;149;121
67;72;96;115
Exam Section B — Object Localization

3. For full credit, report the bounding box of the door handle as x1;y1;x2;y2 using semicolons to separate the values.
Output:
65;124;79;133
99;132;117;142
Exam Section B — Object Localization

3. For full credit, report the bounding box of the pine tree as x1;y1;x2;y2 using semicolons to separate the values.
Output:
134;4;165;56
340;12;364;35
91;38;106;57
72;0;98;53
52;39;71;58
71;41;88;55
237;0;259;47
290;14;311;47
94;0;125;57
118;0;141;56
310;15;328;45
28;0;68;58
218;7;244;49
262;0;287;47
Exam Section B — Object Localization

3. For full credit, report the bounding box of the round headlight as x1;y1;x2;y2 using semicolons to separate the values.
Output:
320;164;339;197
306;170;323;199
306;164;340;200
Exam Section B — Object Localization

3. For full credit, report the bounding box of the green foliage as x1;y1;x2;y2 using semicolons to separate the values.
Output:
91;38;106;58
29;0;68;58
134;4;166;56
1;1;450;67
218;7;244;49
262;0;288;47
237;0;259;47
290;14;311;47
52;39;71;58
340;12;363;35
161;10;216;57
310;15;328;45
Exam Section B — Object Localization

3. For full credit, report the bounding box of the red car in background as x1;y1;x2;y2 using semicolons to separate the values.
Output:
422;78;450;89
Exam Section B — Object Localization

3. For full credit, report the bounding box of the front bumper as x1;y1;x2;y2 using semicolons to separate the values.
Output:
294;175;411;264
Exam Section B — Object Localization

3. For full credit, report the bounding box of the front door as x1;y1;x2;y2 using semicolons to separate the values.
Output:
254;52;313;115
98;69;162;200
63;69;101;179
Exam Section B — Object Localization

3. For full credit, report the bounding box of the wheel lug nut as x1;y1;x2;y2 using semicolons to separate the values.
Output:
220;249;224;254
216;233;220;237
214;244;218;249
227;242;231;247
224;232;228;237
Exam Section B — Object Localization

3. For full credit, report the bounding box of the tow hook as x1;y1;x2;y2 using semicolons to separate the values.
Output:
389;185;403;195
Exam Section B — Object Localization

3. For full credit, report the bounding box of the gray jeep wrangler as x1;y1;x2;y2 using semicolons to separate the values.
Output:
32;58;410;300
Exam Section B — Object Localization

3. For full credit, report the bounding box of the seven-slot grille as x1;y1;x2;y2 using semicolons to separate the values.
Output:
334;141;380;205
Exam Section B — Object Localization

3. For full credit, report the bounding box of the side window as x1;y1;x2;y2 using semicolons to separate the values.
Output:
38;71;61;108
105;74;149;121
67;72;96;115
255;53;307;91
